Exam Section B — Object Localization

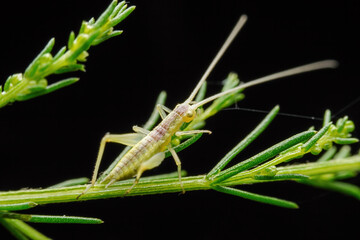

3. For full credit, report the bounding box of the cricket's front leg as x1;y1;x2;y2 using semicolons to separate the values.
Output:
175;129;212;137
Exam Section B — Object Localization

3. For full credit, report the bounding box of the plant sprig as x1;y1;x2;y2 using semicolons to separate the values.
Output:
1;1;359;239
1;72;359;239
210;110;357;184
0;0;135;109
0;143;359;204
0;1;135;238
1;86;359;208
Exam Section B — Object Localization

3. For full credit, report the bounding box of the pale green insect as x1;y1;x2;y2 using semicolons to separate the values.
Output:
78;15;337;198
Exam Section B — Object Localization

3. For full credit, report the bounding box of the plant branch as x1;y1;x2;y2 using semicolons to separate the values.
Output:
0;0;135;108
0;155;359;205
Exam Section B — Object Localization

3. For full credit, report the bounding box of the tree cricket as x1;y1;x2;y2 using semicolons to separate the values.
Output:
78;14;338;198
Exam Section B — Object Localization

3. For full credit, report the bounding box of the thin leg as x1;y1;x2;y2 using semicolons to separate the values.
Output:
156;104;171;119
132;125;150;135
175;129;212;137
77;132;143;199
92;133;144;183
158;104;172;113
167;144;185;194
125;152;166;195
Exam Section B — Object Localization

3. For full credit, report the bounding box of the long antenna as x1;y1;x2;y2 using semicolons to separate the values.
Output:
193;60;338;109
186;15;248;103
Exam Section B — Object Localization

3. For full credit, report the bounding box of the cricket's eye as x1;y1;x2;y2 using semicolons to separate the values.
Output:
186;110;194;118
184;110;195;122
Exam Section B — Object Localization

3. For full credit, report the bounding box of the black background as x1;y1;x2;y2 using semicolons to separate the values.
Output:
1;0;359;239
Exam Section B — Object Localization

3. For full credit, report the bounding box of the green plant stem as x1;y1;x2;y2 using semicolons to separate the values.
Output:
0;219;50;240
1;156;359;205
0;218;29;240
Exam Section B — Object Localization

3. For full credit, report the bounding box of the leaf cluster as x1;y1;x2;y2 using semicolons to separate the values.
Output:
0;0;134;109
205;107;359;208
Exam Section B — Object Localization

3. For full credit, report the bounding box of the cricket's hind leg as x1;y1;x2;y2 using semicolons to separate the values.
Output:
77;132;145;199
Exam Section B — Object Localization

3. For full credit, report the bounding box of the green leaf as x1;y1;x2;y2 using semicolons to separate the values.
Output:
53;46;66;61
110;1;126;19
92;30;123;46
334;137;359;145
323;109;331;126
0;202;37;211
54;64;85;74
16;78;79;101
317;146;337;162
194;81;207;102
93;0;118;28
24;38;55;79
165;133;203;158
110;6;136;27
0;211;103;224
212;185;298;209
67;31;75;49
143;91;167;130
302;122;332;152
254;173;309;180
333;145;351;159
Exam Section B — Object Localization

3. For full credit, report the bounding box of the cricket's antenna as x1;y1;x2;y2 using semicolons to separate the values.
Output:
185;15;248;103
332;95;360;119
193;60;338;109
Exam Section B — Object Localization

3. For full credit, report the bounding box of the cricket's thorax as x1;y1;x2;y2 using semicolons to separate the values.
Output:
102;103;192;182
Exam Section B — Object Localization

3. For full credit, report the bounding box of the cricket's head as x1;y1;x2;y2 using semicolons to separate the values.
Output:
174;103;197;123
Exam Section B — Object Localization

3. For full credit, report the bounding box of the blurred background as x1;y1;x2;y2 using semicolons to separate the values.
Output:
0;0;359;239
